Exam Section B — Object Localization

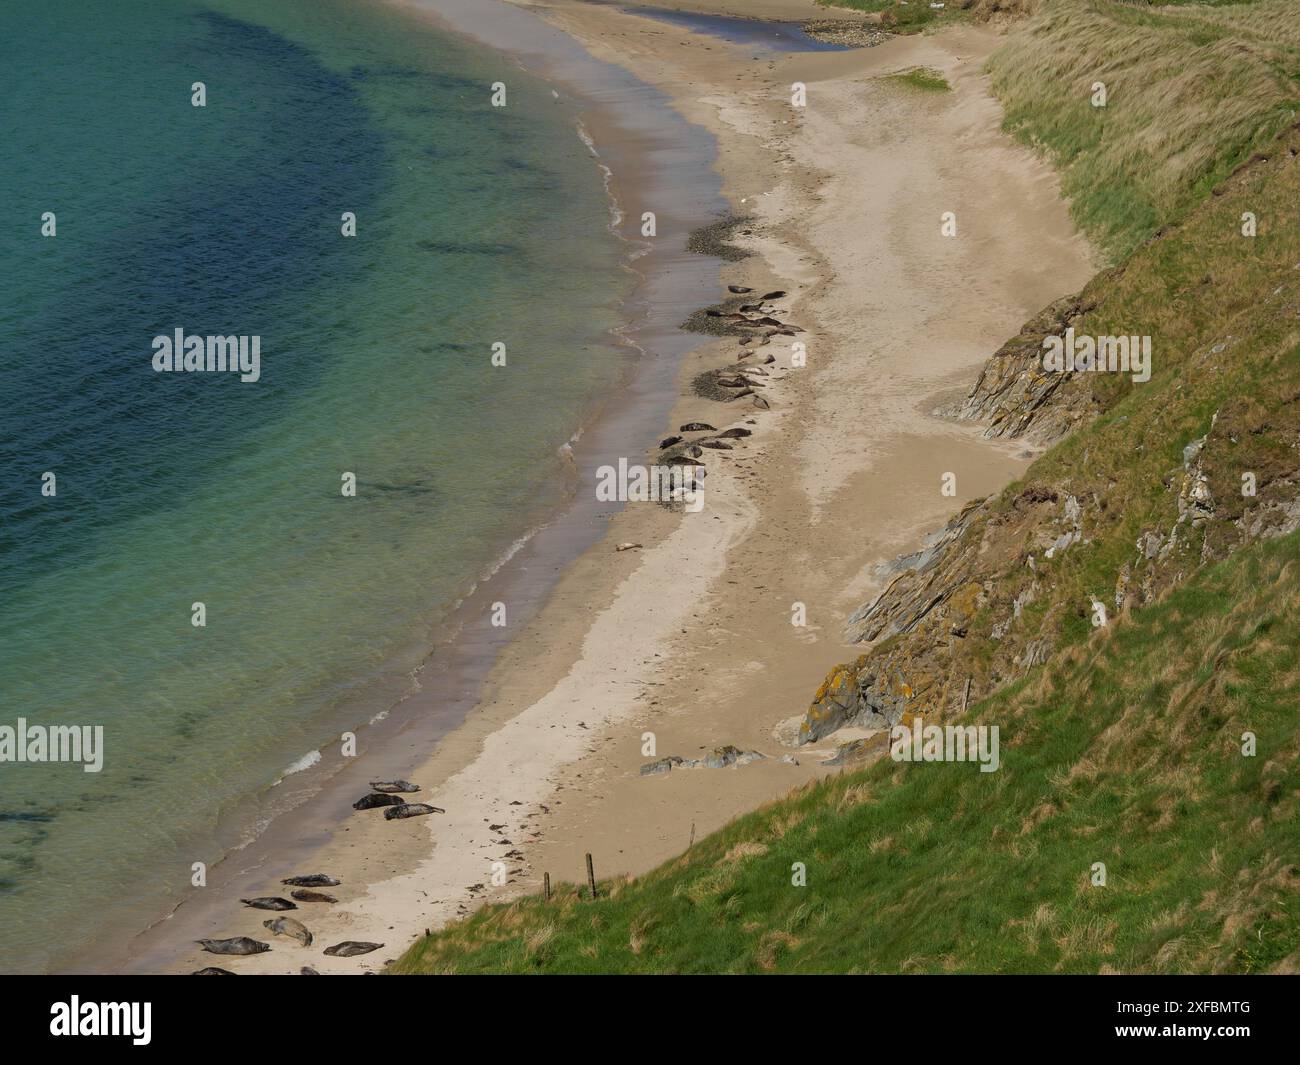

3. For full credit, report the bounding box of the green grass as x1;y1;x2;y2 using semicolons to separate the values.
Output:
985;0;1300;260
393;533;1300;974
816;0;899;9
818;0;1035;24
884;66;951;92
816;0;941;33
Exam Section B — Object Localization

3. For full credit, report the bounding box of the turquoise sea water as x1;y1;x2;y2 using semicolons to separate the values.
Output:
0;0;632;972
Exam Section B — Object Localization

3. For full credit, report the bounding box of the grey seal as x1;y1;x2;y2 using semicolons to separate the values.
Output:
323;941;384;957
197;937;270;956
240;897;297;911
368;780;420;794
353;792;407;810
290;889;338;904
263;916;312;947
384;802;443;820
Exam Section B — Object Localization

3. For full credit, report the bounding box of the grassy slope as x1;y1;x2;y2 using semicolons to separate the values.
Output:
393;532;1299;974
986;0;1300;260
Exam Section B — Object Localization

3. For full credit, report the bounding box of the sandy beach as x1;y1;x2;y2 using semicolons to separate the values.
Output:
137;0;1095;974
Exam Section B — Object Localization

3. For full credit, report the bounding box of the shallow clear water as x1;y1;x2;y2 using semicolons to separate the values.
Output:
0;0;631;972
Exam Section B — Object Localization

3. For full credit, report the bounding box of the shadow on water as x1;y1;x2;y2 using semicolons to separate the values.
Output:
621;6;856;52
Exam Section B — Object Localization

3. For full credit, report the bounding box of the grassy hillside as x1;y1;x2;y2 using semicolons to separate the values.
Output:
986;0;1300;259
821;0;1300;258
393;532;1300;974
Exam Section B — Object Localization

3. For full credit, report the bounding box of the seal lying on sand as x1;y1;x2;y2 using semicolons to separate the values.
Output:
369;780;420;793
198;937;270;956
263;916;312;947
281;874;340;887
290;889;337;904
240;896;297;911
191;967;235;975
353;792;406;810
384;802;443;820
323;941;384;957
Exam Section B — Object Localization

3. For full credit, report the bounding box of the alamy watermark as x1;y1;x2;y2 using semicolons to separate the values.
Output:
151;328;261;382
596;458;704;513
1042;327;1150;383
0;718;104;772
889;716;1000;773
50;997;150;1045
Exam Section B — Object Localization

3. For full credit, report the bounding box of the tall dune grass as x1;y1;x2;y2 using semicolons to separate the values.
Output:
987;0;1300;259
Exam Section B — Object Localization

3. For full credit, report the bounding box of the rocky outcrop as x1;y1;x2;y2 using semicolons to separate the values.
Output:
640;746;773;775
942;291;1113;445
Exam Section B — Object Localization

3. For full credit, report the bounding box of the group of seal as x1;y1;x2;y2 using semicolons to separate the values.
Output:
192;777;435;973
192;872;342;972
351;780;445;822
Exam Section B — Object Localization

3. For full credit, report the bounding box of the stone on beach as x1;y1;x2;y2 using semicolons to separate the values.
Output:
640;756;684;776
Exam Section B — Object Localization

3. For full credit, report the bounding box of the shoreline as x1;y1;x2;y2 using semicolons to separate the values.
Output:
82;0;727;975
117;0;1095;975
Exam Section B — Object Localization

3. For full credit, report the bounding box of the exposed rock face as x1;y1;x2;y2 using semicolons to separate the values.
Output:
942;293;1107;445
844;499;986;645
801;487;1073;744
